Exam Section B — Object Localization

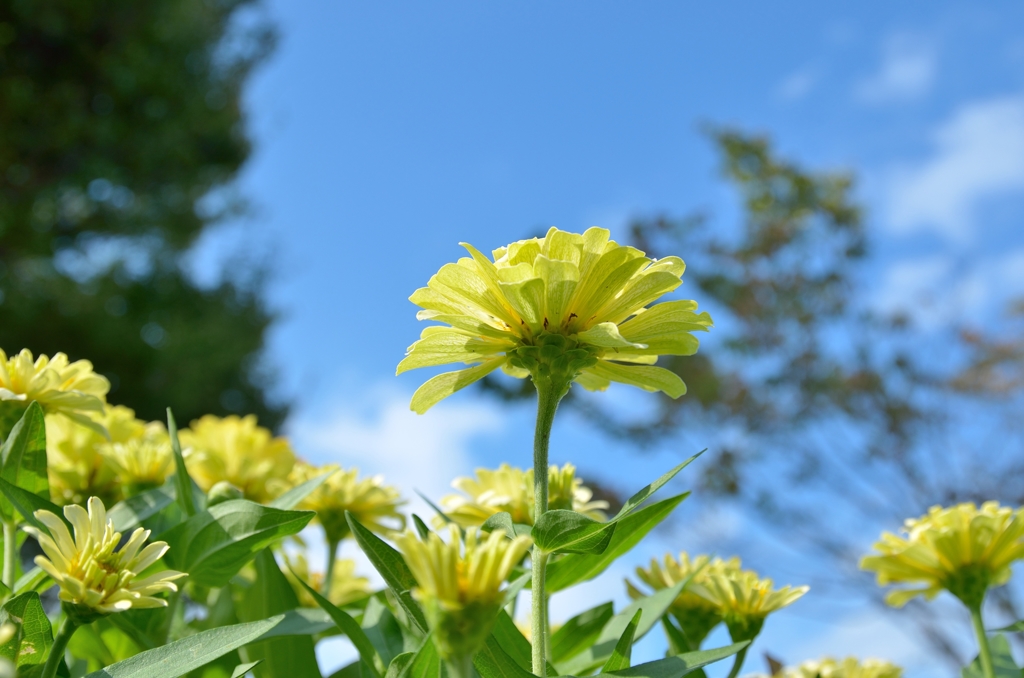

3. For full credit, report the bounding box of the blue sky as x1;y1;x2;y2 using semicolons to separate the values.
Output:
191;2;1024;675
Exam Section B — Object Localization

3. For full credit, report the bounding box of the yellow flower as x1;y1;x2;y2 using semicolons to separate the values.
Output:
440;463;608;528
46;405;146;506
627;553;740;646
0;349;109;433
860;502;1024;609
288;462;406;543
693;565;808;641
180;414;295;504
396;525;532;660
102;422;173;494
398;227;712;413
284;551;371;607
774;657;902;678
24;497;185;618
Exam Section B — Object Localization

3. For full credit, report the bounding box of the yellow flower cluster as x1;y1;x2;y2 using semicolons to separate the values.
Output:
284;551;371;608
0;349;109;434
288;462;406;543
440;463;608;528
629;551;807;643
399;228;712;413
25;497;185;617
861;502;1024;608
770;657;902;678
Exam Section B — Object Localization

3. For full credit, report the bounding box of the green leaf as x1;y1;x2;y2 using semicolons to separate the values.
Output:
491;611;557;676
603;642;748;678
398;634;440;678
603;610;642;672
557;580;687;675
235;550;323;678
994;620;1024;633
331;661;365;678
482;513;533;541
268;471;335;510
347;512;428;634
550;602;615;663
0;403;48;524
386;653;415;678
547;494;688;592
165;408;196;518
107;486;176;532
290;565;384;678
962;634;1022;678
501;572;532;609
14;566;49;595
0;592;52;668
531;509;616;554
660;618;690;655
82;615;291;678
231;662;263;678
414;490;452;525
0;476;70;533
474;635;535;678
364;597;409;668
613;453;701;520
162;500;314;587
412;515;431;540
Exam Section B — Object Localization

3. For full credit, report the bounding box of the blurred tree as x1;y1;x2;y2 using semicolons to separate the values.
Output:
482;130;1023;665
0;0;285;428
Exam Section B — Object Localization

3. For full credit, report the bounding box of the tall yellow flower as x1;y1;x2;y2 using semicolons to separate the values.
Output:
693;566;808;641
860;502;1024;609
284;550;371;608
396;525;532;662
0;349;109;434
771;657;902;678
101;421;173;495
627;553;740;646
180;414;295;504
46;405;146;506
288;462;406;544
24;497;185;619
440;463;608;528
398;228;712;413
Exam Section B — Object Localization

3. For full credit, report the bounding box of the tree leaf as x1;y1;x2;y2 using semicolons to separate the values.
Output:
107;486;176;532
290;565;384;678
961;634;1021;678
0;403;48;524
236;550;322;678
0;476;70;533
162;500;314;587
603;642;749;678
603;610;642;672
347;512;428;634
546;494;688;592
165;408;196;518
0;592;52;668
82;615;293;678
231;661;263;678
268;471;335;510
550;602;615;663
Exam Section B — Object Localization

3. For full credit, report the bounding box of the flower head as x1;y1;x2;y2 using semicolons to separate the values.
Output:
288;462;406;543
180;414;295;504
101;422;173;494
692;565;808;641
0;349;109;432
440;463;608;528
399;228;712;413
771;657;902;678
860;502;1024;609
627;553;740;646
24;497;185;618
396;525;532;660
284;550;371;608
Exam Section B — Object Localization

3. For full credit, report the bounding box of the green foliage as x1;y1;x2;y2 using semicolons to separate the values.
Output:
0;403;48;523
961;635;1022;678
0;592;53;669
166;410;197;518
602;610;642;672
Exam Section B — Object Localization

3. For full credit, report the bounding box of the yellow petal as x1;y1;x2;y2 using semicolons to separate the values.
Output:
588;361;687;398
410;359;506;414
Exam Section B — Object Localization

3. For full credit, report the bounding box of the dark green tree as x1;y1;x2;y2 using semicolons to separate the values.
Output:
0;0;285;428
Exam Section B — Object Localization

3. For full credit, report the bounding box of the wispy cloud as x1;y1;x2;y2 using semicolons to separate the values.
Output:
856;34;936;105
777;66;819;102
886;95;1024;241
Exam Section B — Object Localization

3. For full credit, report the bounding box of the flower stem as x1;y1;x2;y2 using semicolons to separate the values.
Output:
42;617;78;678
970;603;995;678
725;646;748;678
445;656;475;678
324;538;340;597
3;521;16;590
531;379;563;678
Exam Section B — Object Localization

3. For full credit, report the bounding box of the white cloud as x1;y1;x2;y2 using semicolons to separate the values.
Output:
886;95;1024;241
778;67;818;102
856;35;936;105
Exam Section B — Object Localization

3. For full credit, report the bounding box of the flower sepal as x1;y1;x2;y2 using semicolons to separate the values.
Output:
62;602;109;627
508;333;599;394
424;598;501;663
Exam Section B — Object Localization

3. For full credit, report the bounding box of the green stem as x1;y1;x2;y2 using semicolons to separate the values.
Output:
725;646;748;678
531;380;563;678
3;521;16;590
324;538;340;597
42;617;78;678
970;604;995;678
